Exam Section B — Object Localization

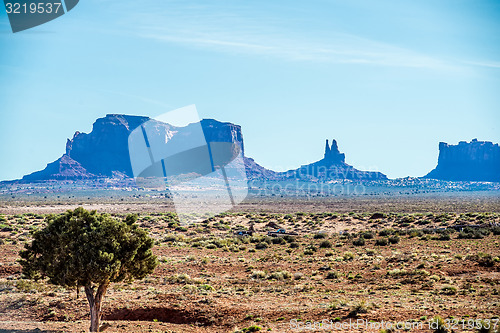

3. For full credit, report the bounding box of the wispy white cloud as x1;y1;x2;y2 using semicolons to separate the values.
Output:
137;28;452;70
462;60;500;69
101;0;492;72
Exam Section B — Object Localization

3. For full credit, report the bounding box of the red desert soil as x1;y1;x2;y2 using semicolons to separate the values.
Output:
0;206;499;332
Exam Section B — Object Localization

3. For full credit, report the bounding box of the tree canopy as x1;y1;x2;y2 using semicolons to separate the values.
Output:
19;207;158;331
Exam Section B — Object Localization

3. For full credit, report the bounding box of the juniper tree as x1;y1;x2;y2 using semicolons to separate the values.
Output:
19;208;158;332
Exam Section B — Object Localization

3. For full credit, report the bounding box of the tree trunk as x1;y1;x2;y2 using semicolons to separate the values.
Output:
85;283;108;332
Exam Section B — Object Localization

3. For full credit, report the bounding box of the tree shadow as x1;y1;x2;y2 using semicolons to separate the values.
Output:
104;306;213;326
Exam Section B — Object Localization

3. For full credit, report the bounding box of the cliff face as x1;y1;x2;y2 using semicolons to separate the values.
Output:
283;139;387;180
65;114;151;178
425;139;500;182
22;115;252;181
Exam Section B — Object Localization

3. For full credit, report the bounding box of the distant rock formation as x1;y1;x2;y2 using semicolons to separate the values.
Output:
65;114;151;178
425;139;500;182
20;115;386;182
22;114;269;181
324;139;345;164
22;154;97;181
283;139;387;180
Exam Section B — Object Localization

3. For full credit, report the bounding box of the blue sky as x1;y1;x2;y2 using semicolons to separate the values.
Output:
0;0;499;181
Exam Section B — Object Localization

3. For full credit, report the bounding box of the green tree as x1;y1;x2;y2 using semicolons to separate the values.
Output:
19;208;158;332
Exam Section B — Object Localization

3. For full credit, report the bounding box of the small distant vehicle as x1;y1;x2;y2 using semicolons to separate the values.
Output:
267;229;298;237
235;230;253;236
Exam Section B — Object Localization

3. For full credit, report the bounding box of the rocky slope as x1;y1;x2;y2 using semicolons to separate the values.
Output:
280;139;387;180
22;154;97;181
425;139;500;182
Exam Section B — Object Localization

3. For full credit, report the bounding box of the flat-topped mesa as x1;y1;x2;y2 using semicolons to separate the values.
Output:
425;138;500;182
324;139;345;164
22;114;250;181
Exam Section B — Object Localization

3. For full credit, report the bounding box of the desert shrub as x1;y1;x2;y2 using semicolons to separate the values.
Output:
387;269;429;278
198;284;215;291
283;235;296;243
289;242;300;248
249;236;262;243
325;271;341;279
250;270;266;279
430;316;448;333
239;325;261;333
379;229;394;237
366;249;376;256
166;273;203;285
352;238;365;246
434;214;450;223
408;229;424;238
420;234;430;241
255;242;268;250
163;234;181;242
492;227;500;236
15;279;45;293
369;212;385;219
440;285;458;295
458;227;490;239
388;236;400;244
262;236;273;244
319;240;332;248
267;270;291;280
0;225;13;232
305;244;317;252
343;251;355;261
349;300;369;316
313;233;327;239
303;249;314;255
438;233;451;241
167;221;179;228
375;238;388;246
272;237;286;245
361;231;374;239
471;253;495;267
417;219;433;226
379;329;396;333
387;269;408;277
